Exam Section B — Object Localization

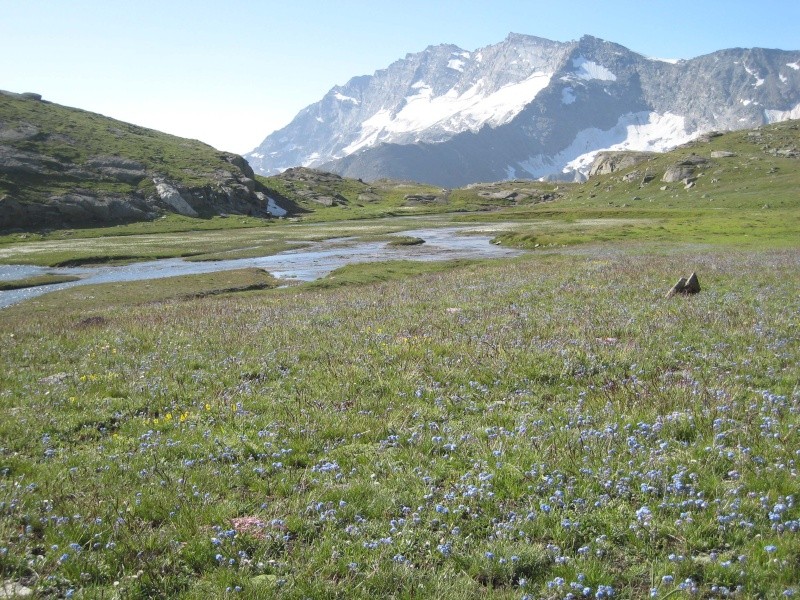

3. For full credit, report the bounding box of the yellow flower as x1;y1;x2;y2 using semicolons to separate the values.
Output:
205;403;211;411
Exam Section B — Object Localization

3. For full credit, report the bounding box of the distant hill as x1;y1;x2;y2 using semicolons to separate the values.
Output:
245;34;800;187
0;90;295;231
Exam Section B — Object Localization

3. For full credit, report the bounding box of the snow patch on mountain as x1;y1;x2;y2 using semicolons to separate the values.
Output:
448;59;465;71
745;65;765;87
514;112;694;179
333;92;360;105
648;57;680;64
787;61;800;70
764;102;800;122
343;71;552;155
562;87;576;105
568;56;617;81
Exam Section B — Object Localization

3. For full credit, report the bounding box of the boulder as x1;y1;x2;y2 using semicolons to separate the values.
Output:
153;179;199;217
588;151;657;177
666;272;701;297
662;165;695;183
710;151;737;158
404;194;441;203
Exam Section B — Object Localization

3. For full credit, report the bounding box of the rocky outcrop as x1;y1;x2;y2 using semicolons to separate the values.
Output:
0;91;298;230
588;151;657;177
661;155;711;183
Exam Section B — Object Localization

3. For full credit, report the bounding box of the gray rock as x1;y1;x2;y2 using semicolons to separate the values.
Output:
589;152;656;177
684;272;700;293
0;145;63;175
404;194;441;203
666;272;701;297
662;165;695;183
0;580;33;598
0;122;39;142
153;179;199;217
710;151;737;158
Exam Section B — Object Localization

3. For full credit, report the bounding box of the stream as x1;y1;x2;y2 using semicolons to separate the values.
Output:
0;227;522;308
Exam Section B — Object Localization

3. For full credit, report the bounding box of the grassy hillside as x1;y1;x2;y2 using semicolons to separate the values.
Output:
257;168;563;222
0;91;291;229
475;121;800;249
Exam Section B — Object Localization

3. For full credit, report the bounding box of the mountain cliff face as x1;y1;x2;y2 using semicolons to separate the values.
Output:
245;34;800;187
0;91;295;231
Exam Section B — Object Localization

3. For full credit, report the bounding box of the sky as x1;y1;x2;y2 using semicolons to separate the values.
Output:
2;0;798;154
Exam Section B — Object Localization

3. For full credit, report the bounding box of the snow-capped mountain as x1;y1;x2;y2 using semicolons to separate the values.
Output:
246;34;800;187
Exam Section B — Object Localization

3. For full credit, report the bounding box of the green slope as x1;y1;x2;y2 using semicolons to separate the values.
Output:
0;90;295;230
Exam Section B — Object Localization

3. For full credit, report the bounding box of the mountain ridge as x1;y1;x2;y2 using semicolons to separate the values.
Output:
245;34;800;187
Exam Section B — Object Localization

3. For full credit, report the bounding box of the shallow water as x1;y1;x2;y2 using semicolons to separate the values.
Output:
0;227;521;308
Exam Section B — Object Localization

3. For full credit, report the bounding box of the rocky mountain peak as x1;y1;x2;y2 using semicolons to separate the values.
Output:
245;35;800;187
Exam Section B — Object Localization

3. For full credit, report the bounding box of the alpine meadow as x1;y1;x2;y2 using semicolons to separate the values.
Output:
1;29;800;600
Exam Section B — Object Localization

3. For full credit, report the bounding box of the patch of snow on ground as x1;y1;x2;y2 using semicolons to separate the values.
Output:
744;65;765;87
648;57;680;64
505;165;517;180
266;197;287;217
787;62;800;70
315;117;324;123
764;102;800;123
741;99;753;106
248;152;264;159
343;72;551;155
515;112;694;179
448;59;465;72
333;92;360;105
562;87;576;105
571;56;617;81
780;74;788;83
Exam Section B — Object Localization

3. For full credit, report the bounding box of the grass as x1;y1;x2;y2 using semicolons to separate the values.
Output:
0;247;798;599
0;273;80;291
0;121;799;598
1;268;278;313
386;236;425;247
0;94;250;206
304;259;472;289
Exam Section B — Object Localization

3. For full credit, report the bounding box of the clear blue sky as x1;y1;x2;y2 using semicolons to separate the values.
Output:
2;0;798;154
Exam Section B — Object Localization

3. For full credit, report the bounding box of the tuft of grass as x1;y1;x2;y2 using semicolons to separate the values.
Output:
0;273;81;290
1;267;277;312
386;236;426;247
304;259;473;289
